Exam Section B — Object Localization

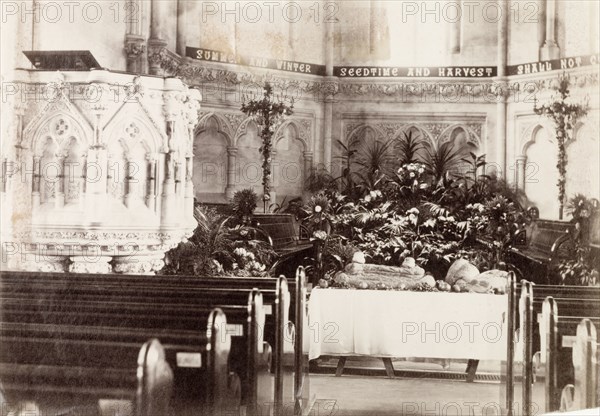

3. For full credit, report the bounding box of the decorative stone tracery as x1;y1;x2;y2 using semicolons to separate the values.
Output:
1;72;202;274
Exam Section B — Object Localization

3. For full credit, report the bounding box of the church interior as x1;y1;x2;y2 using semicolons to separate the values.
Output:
0;0;599;415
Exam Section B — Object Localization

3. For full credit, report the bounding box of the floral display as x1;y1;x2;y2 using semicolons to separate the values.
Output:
240;83;294;211
534;73;589;219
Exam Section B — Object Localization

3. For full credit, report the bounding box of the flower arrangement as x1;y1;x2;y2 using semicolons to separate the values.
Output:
534;73;589;219
231;188;258;225
241;83;294;211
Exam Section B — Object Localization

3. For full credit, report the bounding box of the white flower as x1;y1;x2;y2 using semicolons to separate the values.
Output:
409;172;415;178
409;213;417;223
314;205;322;213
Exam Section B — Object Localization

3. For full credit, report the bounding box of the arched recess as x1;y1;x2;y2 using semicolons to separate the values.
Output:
103;102;163;211
193;114;231;200
565;121;600;200
26;108;93;209
522;124;559;219
442;125;481;176
235;118;262;196
345;124;393;178
274;122;307;203
395;124;435;164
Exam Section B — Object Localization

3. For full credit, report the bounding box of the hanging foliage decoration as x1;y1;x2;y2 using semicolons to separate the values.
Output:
533;73;589;219
241;83;294;209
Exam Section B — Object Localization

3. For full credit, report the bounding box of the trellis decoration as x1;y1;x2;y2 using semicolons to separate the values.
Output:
534;73;589;220
241;83;294;212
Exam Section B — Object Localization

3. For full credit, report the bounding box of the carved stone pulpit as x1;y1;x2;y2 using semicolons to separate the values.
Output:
0;70;201;274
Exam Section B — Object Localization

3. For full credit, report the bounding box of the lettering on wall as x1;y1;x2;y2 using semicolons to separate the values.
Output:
334;66;496;78
507;54;599;76
186;47;326;76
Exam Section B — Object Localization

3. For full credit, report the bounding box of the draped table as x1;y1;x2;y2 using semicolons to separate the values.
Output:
308;288;508;379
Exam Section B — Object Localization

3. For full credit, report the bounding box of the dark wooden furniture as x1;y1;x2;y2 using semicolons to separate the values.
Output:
252;213;314;277
508;220;576;283
557;319;599;412
0;324;173;416
542;299;600;413
1;270;311;416
507;281;600;416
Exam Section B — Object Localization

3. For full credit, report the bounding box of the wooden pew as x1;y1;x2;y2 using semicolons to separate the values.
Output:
0;332;173;415
0;273;307;414
251;213;314;277
0;280;270;415
508;220;575;283
542;298;600;413
558;319;598;412
506;281;600;416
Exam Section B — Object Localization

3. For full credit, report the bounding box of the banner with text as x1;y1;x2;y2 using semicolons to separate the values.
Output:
186;46;326;76
507;54;599;76
334;66;497;78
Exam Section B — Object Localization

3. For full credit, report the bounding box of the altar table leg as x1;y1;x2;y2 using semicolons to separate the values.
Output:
335;357;347;377
466;359;479;382
382;358;395;379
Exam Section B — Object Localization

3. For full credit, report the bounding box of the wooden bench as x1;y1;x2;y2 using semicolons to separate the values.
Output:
508;220;576;283
252;213;314;277
1;270;311;415
0;327;173;416
509;281;600;415
558;319;598;412
542;298;600;412
0;278;274;415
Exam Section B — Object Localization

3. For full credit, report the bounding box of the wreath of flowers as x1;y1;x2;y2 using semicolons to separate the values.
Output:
241;83;294;210
534;73;589;219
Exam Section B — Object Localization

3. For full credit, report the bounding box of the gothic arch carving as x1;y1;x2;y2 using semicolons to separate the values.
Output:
195;112;234;146
24;95;93;154
520;122;554;156
346;124;388;146
273;119;309;151
103;100;165;154
438;124;481;149
233;116;259;146
397;124;436;148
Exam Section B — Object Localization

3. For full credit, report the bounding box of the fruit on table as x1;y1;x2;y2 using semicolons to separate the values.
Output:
358;281;369;289
319;279;329;288
452;284;462;293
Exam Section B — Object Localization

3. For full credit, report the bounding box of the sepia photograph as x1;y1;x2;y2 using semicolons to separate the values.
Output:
0;0;599;415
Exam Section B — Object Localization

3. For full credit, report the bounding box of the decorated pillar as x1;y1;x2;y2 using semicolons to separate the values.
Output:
515;156;527;192
303;151;314;199
146;158;157;211
495;0;508;178
148;0;168;75
449;1;461;54
176;0;188;56
540;0;560;60
225;146;238;199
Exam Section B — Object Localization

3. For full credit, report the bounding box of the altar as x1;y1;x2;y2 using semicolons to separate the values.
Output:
308;289;508;363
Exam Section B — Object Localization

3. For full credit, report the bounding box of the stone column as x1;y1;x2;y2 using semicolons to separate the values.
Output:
124;160;136;208
303;151;314;199
148;0;168;75
55;156;65;208
495;0;508;178
146;158;157;211
176;0;188;56
369;0;389;60
515;156;527;191
540;0;560;60
449;1;461;54
322;12;336;171
32;156;41;209
184;156;194;221
225;146;238;199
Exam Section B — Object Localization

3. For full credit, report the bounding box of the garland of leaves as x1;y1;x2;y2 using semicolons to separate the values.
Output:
241;83;294;211
534;73;588;219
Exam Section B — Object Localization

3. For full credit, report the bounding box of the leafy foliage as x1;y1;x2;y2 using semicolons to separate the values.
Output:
231;188;258;224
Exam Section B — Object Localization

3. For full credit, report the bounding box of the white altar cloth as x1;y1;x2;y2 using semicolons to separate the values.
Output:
308;288;507;361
